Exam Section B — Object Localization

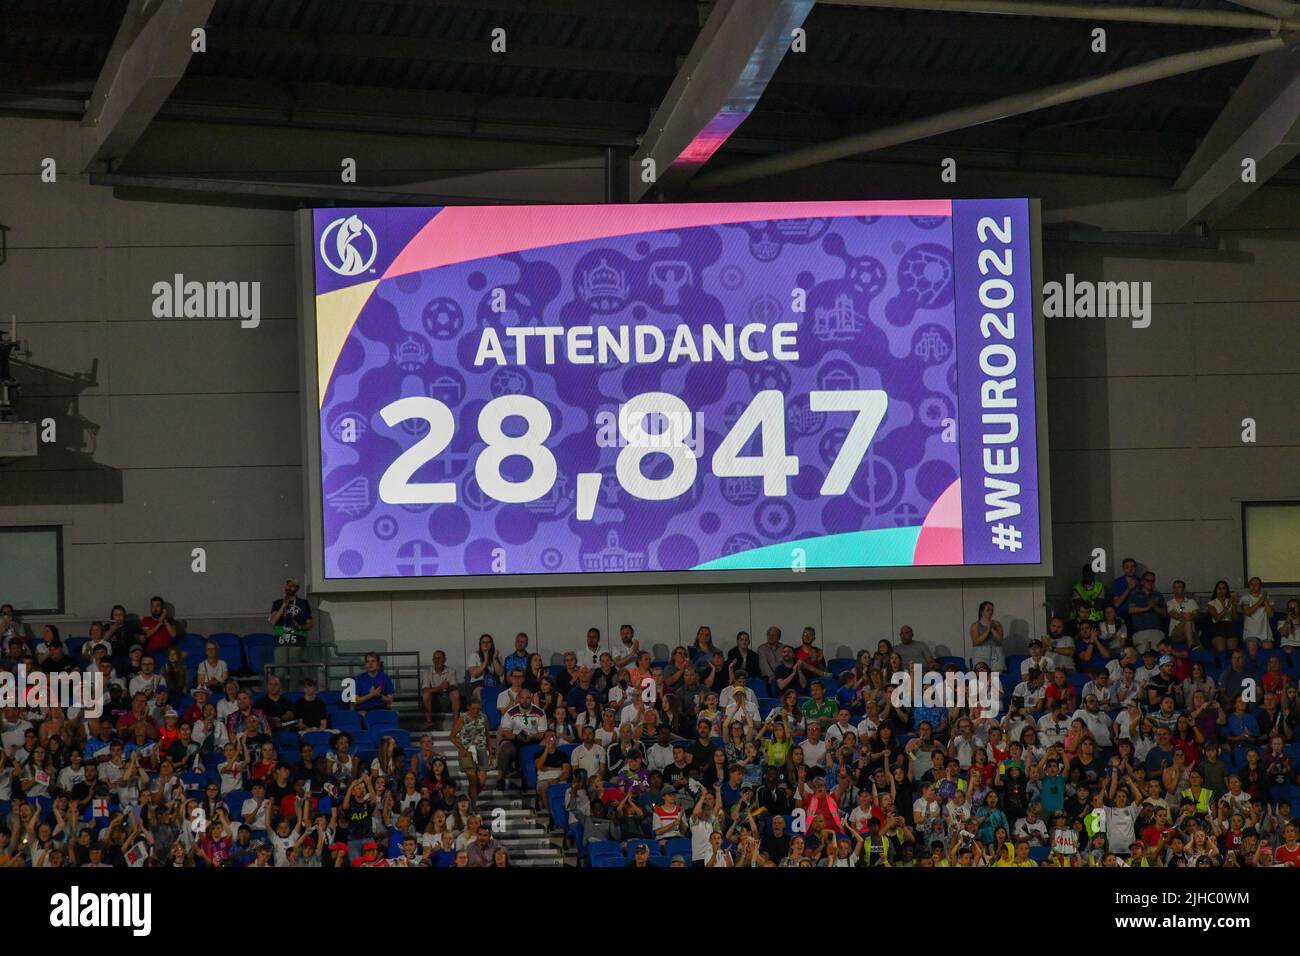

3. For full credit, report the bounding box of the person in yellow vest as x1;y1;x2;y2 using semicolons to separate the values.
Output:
1181;768;1213;816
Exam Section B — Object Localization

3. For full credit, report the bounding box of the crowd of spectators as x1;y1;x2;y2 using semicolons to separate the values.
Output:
2;559;1300;868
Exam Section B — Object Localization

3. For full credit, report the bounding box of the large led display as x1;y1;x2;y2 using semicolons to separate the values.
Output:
300;199;1048;587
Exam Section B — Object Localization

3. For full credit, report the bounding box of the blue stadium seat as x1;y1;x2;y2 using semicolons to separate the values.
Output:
274;730;300;749
276;745;299;763
1029;845;1052;863
587;842;621;868
302;731;332;753
206;632;244;668
348;730;376;750
547;787;569;832
365;710;400;730
828;658;856;675
181;772;207;790
319;690;343;707
330;710;363;732
177;636;205;659
225;790;251;818
1006;655;1029;677
937;656;967;670
65;637;89;659
378;729;412;749
664;837;691;859
519;744;542;787
624;839;655;856
483;693;501;731
748;678;771;698
243;634;276;677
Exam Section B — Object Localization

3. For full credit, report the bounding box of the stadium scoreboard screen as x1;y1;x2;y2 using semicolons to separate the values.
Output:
297;199;1050;590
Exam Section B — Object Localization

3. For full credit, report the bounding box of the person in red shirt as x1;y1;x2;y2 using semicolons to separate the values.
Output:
140;595;177;652
1275;823;1300;866
1262;655;1290;696
795;627;832;681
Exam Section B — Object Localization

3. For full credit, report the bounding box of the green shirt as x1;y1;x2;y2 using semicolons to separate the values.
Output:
802;699;836;731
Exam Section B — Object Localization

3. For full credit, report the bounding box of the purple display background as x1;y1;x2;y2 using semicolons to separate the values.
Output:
316;212;988;578
953;199;1041;564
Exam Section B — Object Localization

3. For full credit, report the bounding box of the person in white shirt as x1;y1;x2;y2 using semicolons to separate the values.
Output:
1134;649;1161;688
1166;580;1199;647
216;679;242;722
1081;671;1118;708
644;727;675;772
1072;696;1113;747
1020;640;1056;680
799;723;828;769
570;725;606;776
1238;577;1274;647
1037;699;1072;748
127;655;166;699
1011;669;1048;711
574;628;606;669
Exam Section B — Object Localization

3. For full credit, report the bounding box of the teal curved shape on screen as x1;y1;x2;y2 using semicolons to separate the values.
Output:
691;526;923;571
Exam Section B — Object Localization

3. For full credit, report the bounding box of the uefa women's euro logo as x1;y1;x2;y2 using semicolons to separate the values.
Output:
320;214;378;276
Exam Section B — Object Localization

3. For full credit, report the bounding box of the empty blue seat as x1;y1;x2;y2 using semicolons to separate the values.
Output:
365;710;400;730
181;772;207;790
225;790;251;818
330;710;363;732
302;731;332;753
937;656;966;671
664;837;691;859
828;658;855;675
1029;845;1052;862
65;637;89;659
243;637;276;678
274;730;300;748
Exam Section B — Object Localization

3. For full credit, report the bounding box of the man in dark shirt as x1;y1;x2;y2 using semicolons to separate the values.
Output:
773;645;810;695
726;632;763;683
38;641;78;675
254;674;295;729
756;766;794;816
296;678;329;730
761;813;792;863
686;720;717;777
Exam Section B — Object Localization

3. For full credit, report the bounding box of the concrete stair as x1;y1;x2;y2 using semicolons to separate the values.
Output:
407;725;571;866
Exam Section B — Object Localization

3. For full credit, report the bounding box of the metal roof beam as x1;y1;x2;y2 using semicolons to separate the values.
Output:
1176;40;1300;226
1225;0;1298;20
691;34;1284;191
82;0;216;169
819;0;1299;31
629;0;816;200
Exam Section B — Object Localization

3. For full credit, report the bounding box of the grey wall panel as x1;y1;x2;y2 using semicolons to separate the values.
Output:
747;584;824;655
0;249;111;326
890;583;966;658
676;586;751;651
111;466;304;543
97;394;300;469
535;589;609;664
820;584;894;658
106;318;299;395
108;540;304;618
605;588;680;660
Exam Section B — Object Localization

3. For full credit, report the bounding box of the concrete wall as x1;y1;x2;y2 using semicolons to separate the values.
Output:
2;115;1298;670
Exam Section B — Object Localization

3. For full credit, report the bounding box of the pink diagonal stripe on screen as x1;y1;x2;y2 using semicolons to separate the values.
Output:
383;200;953;280
912;478;964;566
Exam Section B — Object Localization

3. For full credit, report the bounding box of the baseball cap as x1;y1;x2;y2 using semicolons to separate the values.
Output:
363;840;379;851
329;841;348;853
1158;655;1174;667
